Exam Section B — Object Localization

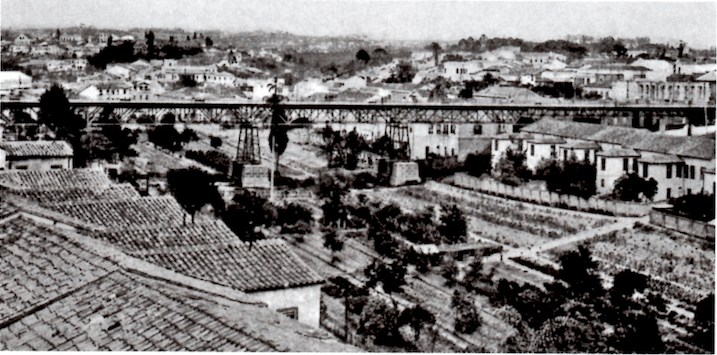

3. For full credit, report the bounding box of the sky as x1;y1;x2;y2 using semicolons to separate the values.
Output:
2;0;716;48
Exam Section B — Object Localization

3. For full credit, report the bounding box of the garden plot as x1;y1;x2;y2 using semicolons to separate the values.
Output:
405;278;516;352
585;224;714;305
132;143;216;175
365;183;614;249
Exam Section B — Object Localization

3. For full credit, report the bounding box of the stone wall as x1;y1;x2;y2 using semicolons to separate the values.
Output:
649;209;715;241
241;165;271;189
453;173;651;217
389;162;421;186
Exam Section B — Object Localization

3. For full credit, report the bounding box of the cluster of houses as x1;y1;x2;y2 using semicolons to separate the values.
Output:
3;30;715;105
491;118;715;201
0;169;356;351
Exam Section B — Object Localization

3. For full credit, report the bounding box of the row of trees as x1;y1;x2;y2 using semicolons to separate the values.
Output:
87;29;210;69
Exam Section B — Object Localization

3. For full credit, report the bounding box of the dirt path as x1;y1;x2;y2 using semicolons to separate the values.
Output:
484;216;646;264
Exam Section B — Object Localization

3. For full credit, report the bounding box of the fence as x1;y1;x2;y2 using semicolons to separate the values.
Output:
649;209;715;241
453;173;651;217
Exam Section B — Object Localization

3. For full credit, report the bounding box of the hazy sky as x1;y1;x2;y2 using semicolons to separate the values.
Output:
2;0;716;48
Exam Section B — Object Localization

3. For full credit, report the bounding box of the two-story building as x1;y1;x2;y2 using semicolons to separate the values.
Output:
514;118;716;201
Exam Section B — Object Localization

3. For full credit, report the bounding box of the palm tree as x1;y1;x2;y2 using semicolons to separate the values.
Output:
267;78;289;185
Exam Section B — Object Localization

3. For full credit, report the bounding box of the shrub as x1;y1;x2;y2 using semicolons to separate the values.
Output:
185;150;232;174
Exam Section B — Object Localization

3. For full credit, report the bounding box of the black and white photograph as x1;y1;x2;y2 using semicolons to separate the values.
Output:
0;0;715;352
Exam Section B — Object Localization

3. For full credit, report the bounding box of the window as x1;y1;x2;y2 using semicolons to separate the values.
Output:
277;307;299;320
450;124;455;134
666;164;672;179
550;145;556;158
564;150;568;161
530;144;535;156
474;125;482;135
623;158;629;172
15;165;28;170
428;125;433;134
676;163;682;178
688;188;692;195
50;164;62;170
601;158;606;171
690;165;695;179
666;188;671;199
701;168;705;180
684;165;689;178
633;159;638;173
601;179;605;187
643;163;649;178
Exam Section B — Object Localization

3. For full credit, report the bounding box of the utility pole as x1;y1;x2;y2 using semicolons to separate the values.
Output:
270;135;275;202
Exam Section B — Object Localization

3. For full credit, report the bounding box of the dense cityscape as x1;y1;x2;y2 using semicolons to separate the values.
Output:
0;1;715;353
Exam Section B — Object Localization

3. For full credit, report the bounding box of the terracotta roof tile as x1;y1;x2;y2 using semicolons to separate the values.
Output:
42;196;187;229
0;216;118;325
0;216;356;352
10;184;139;204
0;169;112;191
0;141;73;158
522;118;716;160
129;238;324;292
94;220;238;252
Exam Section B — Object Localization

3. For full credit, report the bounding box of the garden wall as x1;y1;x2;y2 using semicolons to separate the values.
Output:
453;173;651;217
649;209;715;241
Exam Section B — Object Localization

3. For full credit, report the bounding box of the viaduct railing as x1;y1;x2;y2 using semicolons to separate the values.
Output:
1;100;712;125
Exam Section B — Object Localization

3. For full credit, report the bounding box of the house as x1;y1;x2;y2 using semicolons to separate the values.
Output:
441;61;482;82
0;208;357;351
59;33;83;43
517;118;716;201
105;65;131;79
0;140;73;171
0;71;33;97
14;33;33;45
521;52;567;66
9;44;29;54
0;168;328;328
611;76;713;104
78;84;101;100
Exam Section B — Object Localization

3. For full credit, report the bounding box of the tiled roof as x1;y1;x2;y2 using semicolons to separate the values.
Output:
638;154;684;164
596;148;640;157
0;216;118;325
0;214;356;352
130;239;324;292
561;141;602;150
527;137;566;144
0;141;73;158
94;220;239;252
522;118;716;160
42;196;187;230
9;184;139;204
0;169;112;191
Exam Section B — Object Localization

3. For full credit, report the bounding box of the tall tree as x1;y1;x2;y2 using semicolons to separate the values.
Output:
145;30;155;59
355;49;370;63
451;289;481;333
429;42;442;66
167;168;225;223
438;204;467;244
267;78;289;175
